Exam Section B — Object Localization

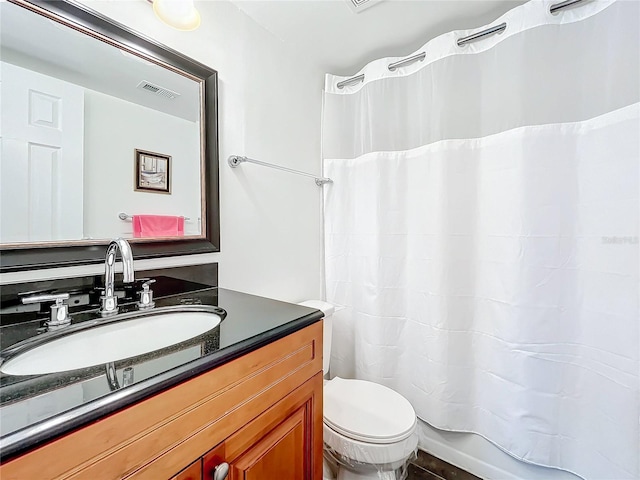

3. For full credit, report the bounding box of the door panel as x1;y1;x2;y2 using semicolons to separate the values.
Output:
0;61;84;243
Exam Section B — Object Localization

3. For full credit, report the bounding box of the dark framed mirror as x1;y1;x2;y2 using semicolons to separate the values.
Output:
0;0;220;272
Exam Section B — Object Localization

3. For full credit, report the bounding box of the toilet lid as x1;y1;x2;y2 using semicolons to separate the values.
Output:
323;377;416;444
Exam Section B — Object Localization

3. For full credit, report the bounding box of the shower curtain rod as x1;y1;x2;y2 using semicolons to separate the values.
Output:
336;0;586;88
228;155;333;186
457;22;507;46
388;52;426;71
549;0;586;14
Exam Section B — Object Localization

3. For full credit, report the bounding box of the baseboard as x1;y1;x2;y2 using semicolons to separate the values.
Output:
416;423;522;480
417;443;520;480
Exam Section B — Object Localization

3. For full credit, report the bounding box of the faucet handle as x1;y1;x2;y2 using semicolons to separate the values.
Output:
19;288;56;299
21;293;71;327
21;292;69;305
137;279;156;310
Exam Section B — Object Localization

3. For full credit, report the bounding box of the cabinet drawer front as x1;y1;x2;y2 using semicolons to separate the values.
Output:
0;322;322;480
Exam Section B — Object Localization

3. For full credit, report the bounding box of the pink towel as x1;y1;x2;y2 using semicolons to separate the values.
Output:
132;215;185;238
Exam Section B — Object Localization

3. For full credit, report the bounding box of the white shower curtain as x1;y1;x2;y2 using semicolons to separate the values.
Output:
322;1;639;479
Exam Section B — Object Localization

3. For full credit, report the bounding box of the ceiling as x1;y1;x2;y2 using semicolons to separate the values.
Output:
1;1;200;122
232;0;528;76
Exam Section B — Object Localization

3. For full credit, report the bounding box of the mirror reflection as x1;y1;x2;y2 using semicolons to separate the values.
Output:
0;1;205;246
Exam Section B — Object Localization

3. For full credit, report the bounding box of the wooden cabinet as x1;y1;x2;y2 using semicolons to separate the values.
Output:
0;322;323;480
172;459;202;480
202;444;226;480
230;406;306;480
170;443;225;480
225;382;317;480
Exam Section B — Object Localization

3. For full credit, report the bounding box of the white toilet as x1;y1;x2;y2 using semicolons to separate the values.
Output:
298;301;418;480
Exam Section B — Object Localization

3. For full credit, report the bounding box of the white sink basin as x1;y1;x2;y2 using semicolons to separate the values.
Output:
0;306;223;376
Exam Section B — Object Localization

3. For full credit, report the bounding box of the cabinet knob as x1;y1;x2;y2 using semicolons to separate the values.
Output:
212;462;229;480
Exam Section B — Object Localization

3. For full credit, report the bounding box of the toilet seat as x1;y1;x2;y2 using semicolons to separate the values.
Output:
323;377;416;444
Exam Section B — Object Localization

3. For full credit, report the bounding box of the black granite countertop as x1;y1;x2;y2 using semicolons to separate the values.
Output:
0;280;322;460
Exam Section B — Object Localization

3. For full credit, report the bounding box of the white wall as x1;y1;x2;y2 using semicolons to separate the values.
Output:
0;0;325;304
83;89;201;238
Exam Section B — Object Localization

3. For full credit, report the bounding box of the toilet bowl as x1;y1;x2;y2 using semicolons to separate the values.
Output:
323;376;418;480
298;301;418;480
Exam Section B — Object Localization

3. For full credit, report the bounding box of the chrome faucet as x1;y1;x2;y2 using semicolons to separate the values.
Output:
100;238;135;316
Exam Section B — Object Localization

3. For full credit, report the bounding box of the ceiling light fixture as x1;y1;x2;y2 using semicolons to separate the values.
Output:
150;0;201;31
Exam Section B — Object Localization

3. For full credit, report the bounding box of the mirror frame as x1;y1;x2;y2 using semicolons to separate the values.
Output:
0;0;220;273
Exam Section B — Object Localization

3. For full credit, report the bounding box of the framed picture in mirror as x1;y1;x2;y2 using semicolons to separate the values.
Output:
135;149;171;194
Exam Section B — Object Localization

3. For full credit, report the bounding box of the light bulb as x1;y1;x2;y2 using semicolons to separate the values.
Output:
153;0;201;31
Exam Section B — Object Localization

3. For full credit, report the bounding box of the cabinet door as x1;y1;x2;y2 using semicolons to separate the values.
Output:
231;407;306;480
171;459;202;480
224;373;323;480
202;443;226;480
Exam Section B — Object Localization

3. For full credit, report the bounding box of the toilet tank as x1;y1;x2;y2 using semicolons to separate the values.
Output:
298;300;334;375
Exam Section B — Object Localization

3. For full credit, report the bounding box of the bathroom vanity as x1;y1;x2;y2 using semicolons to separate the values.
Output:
0;279;324;479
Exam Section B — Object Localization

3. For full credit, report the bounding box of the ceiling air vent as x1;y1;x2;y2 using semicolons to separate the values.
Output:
136;80;181;100
345;0;385;13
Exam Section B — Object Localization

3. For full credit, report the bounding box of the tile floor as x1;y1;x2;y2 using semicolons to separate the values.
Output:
407;450;482;480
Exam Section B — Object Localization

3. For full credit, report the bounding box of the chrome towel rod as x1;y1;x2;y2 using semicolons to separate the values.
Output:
118;212;190;221
228;155;333;186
